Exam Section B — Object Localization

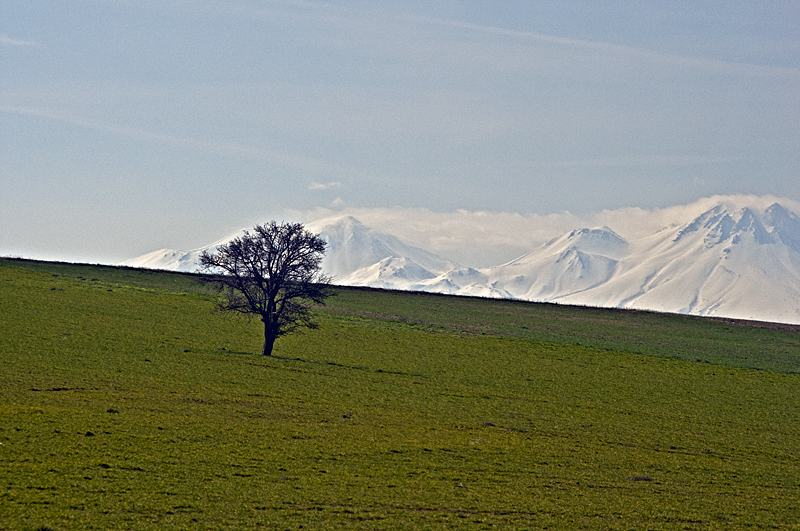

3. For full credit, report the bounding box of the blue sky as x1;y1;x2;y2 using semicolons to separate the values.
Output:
2;0;798;263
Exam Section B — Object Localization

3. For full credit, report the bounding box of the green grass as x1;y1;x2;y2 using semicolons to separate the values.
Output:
2;260;799;529
5;257;800;373
0;258;212;294
322;287;800;373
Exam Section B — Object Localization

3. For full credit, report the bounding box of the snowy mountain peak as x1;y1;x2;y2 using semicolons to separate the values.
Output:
531;225;628;261
307;215;364;238
675;204;781;248
123;197;800;324
765;203;800;252
566;226;627;251
674;204;725;244
305;215;458;282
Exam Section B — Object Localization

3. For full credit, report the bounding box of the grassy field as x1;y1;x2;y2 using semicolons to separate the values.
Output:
1;259;799;529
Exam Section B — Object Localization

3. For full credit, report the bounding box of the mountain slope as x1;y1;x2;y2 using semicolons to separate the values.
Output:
566;204;800;323
413;202;800;323
484;227;628;300
460;203;798;323
123;199;800;324
123;216;458;286
121;230;245;272
306;216;459;286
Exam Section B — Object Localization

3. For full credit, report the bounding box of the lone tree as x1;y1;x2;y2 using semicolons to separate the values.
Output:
198;221;332;356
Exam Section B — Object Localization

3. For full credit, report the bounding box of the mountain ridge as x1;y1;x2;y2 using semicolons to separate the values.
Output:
122;198;800;324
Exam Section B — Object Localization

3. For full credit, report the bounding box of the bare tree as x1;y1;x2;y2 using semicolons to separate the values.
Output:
198;221;332;356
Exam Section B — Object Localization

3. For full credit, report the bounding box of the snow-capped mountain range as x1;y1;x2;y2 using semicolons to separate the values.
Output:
123;198;800;324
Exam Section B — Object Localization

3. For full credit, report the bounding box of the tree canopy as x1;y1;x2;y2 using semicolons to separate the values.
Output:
198;221;332;356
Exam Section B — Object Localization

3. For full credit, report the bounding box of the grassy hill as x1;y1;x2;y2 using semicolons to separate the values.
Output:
1;259;799;529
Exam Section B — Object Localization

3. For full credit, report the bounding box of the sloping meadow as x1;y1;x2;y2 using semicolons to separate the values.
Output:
1;261;799;529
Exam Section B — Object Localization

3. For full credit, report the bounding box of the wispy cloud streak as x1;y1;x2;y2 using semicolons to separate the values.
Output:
0;34;38;46
552;155;745;168
409;16;800;79
0;105;360;177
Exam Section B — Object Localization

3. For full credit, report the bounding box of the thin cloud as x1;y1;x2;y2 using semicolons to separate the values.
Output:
587;194;800;240
0;105;362;177
150;0;337;22
0;34;38;46
301;195;800;267
410;16;800;80
264;0;332;7
553;155;745;168
309;181;342;190
302;205;585;267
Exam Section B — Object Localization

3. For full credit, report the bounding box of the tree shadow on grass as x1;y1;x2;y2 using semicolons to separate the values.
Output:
250;354;428;379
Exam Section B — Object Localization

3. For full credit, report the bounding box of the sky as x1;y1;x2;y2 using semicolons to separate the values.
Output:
2;0;798;265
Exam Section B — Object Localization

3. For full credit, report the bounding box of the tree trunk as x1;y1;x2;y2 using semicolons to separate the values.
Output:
260;338;275;356
261;319;276;356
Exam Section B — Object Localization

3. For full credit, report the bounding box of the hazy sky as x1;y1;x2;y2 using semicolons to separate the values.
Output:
2;1;798;264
